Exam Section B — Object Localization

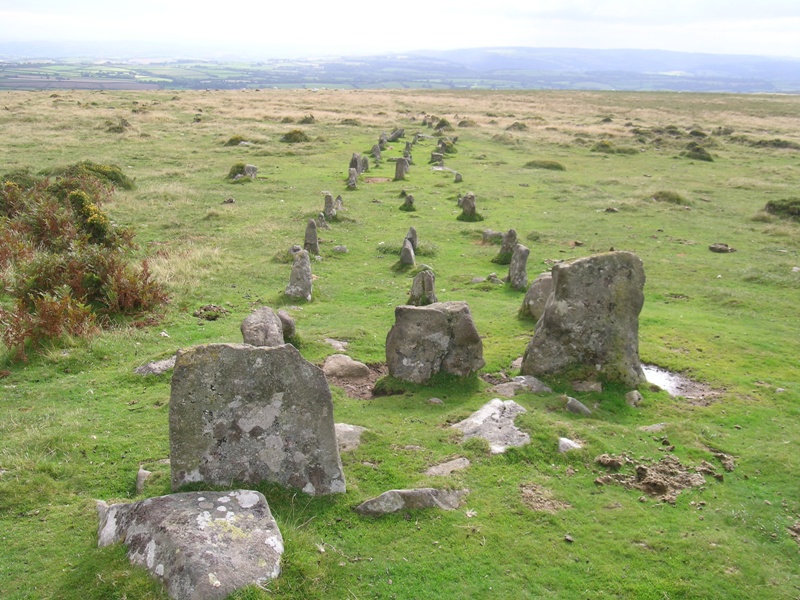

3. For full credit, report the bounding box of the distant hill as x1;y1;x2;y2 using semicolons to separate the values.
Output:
1;44;798;92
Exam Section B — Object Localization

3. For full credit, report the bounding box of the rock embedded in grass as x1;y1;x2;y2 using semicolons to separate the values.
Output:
451;398;529;454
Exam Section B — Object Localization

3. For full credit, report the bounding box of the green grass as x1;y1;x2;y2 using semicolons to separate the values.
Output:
1;88;799;600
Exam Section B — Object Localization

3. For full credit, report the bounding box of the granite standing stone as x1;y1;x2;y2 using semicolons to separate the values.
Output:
285;249;313;301
169;343;345;494
399;238;416;266
304;219;320;255
408;270;437;306
405;226;418;251
521;272;553;321
241;306;285;347
507;243;530;291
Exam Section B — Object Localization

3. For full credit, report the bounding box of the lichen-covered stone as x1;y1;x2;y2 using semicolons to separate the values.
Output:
408;270;437;306
507;243;530;291
96;490;283;600
521;251;646;387
355;488;468;516
241;306;284;347
451;399;529;454
285;249;312;302
521;272;553;321
169;343;345;495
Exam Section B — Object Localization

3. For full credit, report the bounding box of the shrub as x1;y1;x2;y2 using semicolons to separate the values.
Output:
458;119;478;128
44;161;135;190
2;168;39;190
435;118;453;131
764;198;800;221
224;135;246;146
299;114;316;124
650;190;690;205
506;122;528;132
438;139;457;155
280;116;295;123
681;142;713;162
523;160;565;171
281;130;311;143
105;117;130;133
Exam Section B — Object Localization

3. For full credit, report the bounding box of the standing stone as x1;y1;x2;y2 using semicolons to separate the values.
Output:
408;270;437;306
323;193;337;220
347;167;358;190
399;238;416;266
401;194;415;211
430;152;444;163
507;243;530;291
371;144;382;163
241;306;285;347
386;301;484;383
96;490;283;600
379;132;388;150
492;229;518;264
404;141;413;154
243;164;258;179
454;172;462;183
349;153;363;174
520;272;553;321
316;212;330;229
394;158;409;181
387;128;405;142
521;251;646;387
334;195;344;211
169;343;346;494
304;219;320;255
360;155;369;173
285;249;313;302
405;226;418;251
277;310;296;339
460;192;476;218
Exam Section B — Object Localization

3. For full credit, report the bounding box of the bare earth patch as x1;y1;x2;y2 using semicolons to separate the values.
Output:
520;483;571;513
594;454;729;504
326;363;387;399
788;522;800;549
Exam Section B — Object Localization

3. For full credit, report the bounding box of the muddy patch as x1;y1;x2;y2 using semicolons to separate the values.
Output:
594;453;728;504
643;364;722;405
520;483;571;513
327;363;387;399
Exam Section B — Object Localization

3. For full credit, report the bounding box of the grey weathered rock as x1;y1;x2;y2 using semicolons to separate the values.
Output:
323;193;337;221
135;356;177;376
564;396;592;416
482;229;503;244
454;172;462;183
316;212;330;229
378;132;388;150
136;466;152;495
387;128;405;142
427;397;444;405
408;270;437;306
349;153;363;174
333;245;348;253
97;491;282;600
355;488;468;516
521;272;553;321
399;238;416;266
521;251;646;387
241;306;285;347
323;354;371;379
425;457;470;476
285;249;313;301
303;219;320;255
169;343;345;494
452;398;529;454
401;194;415;211
394;157;409;181
386;301;484;383
371;144;382;163
572;380;602;393
277;310;296;340
459;192;476;218
360;155;369;173
626;390;644;407
243;164;258;179
325;338;349;351
489;375;552;397
494;229;518;264
558;437;583;453
709;243;736;253
507;243;530;291
335;423;367;452
639;423;667;433
405;226;418;251
334;195;344;211
347;167;358;190
430;151;444;163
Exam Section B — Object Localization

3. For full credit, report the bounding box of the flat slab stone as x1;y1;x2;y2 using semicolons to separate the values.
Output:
490;375;553;397
134;356;176;376
424;457;471;476
169;343;345;495
335;423;367;452
355;488;468;516
451;399;530;454
558;437;583;453
96;490;283;600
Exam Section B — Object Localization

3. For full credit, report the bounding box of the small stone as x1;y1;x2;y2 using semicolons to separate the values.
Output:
709;243;736;253
565;396;592;416
638;423;667;433
626;390;644;407
428;397;444;405
134;356;176;376
355;488;468;516
424;457;471;476
335;423;367;453
558;438;582;453
564;535;574;543
452;399;529;454
323;354;371;379
333;245;348;253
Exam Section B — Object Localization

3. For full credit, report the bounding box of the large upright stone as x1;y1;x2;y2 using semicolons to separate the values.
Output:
349;152;363;174
492;228;517;264
405;226;418;251
347;167;358;190
459;192;476;218
285;249;312;301
521;272;553;321
408;270;437;306
170;343;346;494
371;144;382;163
394;157;409;181
507;243;530;291
386;301;484;383
323;193;337;221
241;306;284;347
399;238;416;266
304;219;320;255
521;251;646;387
96;490;283;600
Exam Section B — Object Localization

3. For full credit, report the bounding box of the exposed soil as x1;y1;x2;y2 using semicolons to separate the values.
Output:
594;453;728;504
326;363;387;399
788;522;800;549
520;483;571;513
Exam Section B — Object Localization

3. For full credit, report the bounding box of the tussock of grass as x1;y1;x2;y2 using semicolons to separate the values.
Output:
764;197;800;221
591;140;638;155
650;190;690;205
281;129;310;143
524;159;565;171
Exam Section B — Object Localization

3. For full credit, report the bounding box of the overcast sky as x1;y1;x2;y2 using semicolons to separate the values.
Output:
2;0;799;59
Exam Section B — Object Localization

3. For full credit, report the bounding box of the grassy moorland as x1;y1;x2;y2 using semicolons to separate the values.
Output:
0;88;799;599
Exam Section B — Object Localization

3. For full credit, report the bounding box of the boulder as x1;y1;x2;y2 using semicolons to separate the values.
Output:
558;438;582;453
565;396;592;416
626;390;644;407
451;399;529;454
169;343;345;494
96;490;282;600
408;270;437;306
323;354;371;379
520;272;553;321
507;243;530;291
303;219;320;255
323;193;337;221
347;167;358;190
285;249;313;302
241;306;284;347
459;192;476;217
243;164;258;179
521;251;646;387
355;488;468;516
386;301;484;383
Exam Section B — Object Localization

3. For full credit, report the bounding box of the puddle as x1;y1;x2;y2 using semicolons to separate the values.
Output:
643;365;720;404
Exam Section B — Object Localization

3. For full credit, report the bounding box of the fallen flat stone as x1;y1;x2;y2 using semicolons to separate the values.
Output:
639;423;668;433
451;399;529;454
323;354;371;379
335;423;367;453
134;356;176;376
355;488;468;516
565;396;592;416
558;437;583;453
424;457;471;476
96;490;283;600
490;375;553;397
324;338;349;351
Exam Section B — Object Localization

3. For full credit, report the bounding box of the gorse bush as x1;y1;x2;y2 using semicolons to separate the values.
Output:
0;170;166;359
43;161;135;190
